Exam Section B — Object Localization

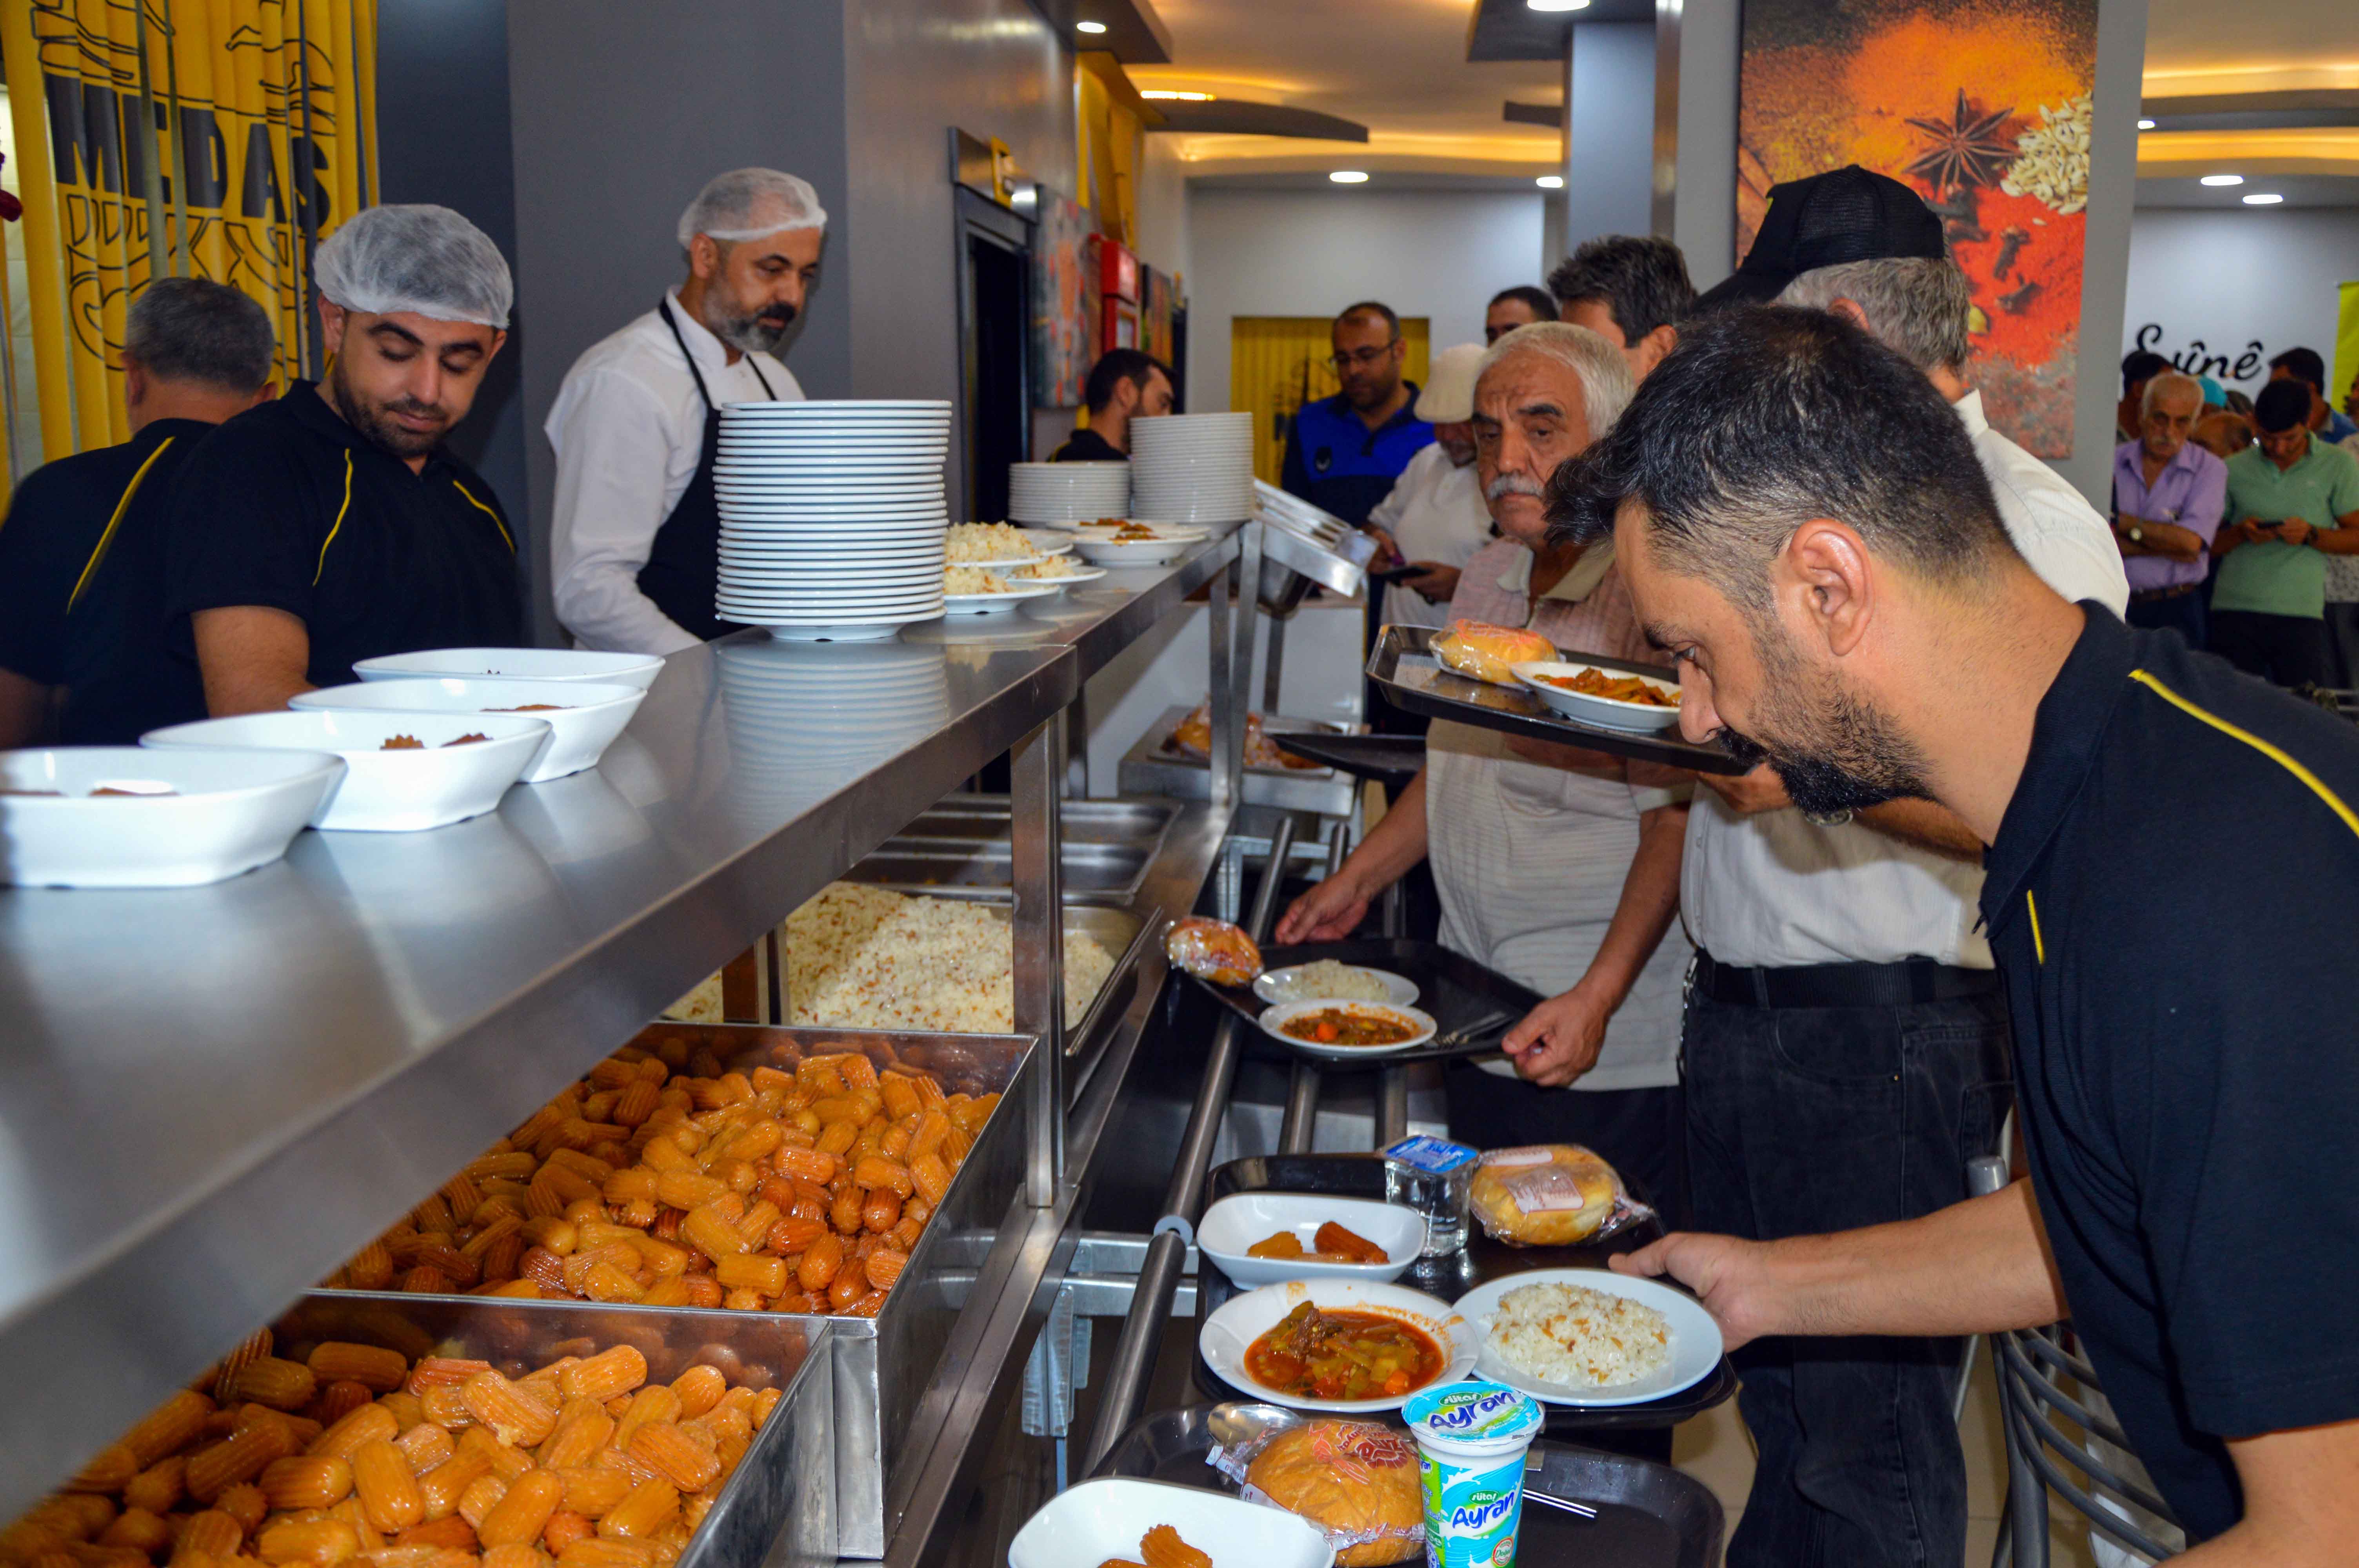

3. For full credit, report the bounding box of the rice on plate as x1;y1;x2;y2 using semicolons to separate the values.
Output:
1266;959;1392;1003
1488;1280;1671;1388
945;565;1012;594
945;523;1040;563
667;883;1113;1032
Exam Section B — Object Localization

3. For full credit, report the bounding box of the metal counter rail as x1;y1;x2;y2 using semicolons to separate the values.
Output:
1077;816;1299;1477
0;635;1080;1519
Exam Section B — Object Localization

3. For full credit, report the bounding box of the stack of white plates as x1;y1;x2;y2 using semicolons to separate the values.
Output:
1129;413;1254;525
1008;461;1130;526
713;641;951;809
715;399;952;641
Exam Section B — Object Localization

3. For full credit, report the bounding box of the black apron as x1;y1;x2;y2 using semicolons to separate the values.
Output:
635;299;778;642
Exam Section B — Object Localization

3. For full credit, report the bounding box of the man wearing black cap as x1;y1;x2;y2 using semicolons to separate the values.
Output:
1667;167;2123;1568
2119;348;2171;444
2208;377;2359;686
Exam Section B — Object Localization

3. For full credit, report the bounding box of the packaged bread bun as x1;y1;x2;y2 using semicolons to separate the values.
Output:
1431;619;1557;685
1469;1143;1650;1246
1164;915;1263;986
1237;1419;1425;1565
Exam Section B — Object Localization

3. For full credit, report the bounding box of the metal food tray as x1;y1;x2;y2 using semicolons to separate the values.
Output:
1265;731;1425;789
843;797;1178;901
1368;625;1749;775
1185;938;1544;1071
1192;1153;1737;1433
271;1292;837;1566
1120;705;1363;815
1091;1404;1723;1568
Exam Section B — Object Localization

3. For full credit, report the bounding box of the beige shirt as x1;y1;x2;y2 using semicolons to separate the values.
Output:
1425;537;1693;1092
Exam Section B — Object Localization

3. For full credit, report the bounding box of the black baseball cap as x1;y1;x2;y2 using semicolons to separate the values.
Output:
1694;165;1949;312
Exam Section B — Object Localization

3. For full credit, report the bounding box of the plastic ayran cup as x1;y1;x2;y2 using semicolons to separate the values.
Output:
1403;1381;1543;1568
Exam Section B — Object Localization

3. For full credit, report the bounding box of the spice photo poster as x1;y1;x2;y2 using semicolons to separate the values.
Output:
1737;0;2097;455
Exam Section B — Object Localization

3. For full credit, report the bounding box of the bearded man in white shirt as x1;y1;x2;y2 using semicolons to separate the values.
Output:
1663;167;2128;1568
547;169;825;653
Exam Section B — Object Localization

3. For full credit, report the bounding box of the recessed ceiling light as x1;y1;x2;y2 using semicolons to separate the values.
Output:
2243;192;2285;205
1140;90;1214;101
1076;19;1107;33
2136;118;2156;130
1536;175;1565;189
1329;170;1370;184
1528;0;1591;9
2199;173;2244;186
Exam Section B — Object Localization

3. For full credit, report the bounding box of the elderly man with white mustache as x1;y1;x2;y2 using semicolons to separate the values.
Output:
1278;321;1695;1234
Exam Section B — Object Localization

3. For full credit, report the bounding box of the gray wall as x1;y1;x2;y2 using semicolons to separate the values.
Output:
1562;24;1657;256
374;0;529;597
840;0;1077;515
1662;0;1740;289
506;0;854;644
2061;0;2150;506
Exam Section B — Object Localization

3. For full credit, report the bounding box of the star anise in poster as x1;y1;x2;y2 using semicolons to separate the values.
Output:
1905;89;2016;194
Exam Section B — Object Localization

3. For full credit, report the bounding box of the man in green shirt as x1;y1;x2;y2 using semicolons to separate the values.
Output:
2208;379;2359;686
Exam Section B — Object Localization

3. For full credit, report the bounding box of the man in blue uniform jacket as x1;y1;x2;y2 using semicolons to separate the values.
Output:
1281;300;1434;527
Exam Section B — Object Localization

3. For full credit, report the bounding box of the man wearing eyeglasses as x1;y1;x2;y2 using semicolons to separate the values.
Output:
1280;300;1434;528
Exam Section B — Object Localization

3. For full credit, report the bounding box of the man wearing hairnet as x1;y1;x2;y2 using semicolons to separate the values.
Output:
546;169;825;652
164;204;521;714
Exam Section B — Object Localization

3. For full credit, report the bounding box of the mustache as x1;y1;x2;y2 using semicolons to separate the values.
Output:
1486;472;1545;502
758;303;798;327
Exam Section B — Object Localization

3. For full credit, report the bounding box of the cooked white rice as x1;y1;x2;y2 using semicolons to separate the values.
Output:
1488;1281;1671;1388
782;883;1112;1032
1013;555;1079;580
1265;959;1391;1003
944;565;1012;595
945;523;1040;563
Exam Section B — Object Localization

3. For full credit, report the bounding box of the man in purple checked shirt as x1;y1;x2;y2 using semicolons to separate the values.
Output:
2113;369;2228;650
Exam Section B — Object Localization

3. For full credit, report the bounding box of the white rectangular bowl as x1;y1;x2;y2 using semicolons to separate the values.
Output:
1197;1192;1428;1287
0;746;344;887
291;679;645;783
143;710;550;831
351;646;666;691
1008;1478;1333;1568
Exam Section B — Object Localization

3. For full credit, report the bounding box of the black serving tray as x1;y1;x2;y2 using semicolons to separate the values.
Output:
1187;938;1545;1071
1367;624;1749;775
1092;1404;1725;1568
1192;1153;1737;1433
1266;731;1425;788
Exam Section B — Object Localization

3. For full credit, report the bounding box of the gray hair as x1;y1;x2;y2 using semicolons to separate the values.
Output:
1476;321;1635;439
678;169;827;249
314;204;512;328
2142;370;2203;421
124;277;275;394
1779;256;1971;374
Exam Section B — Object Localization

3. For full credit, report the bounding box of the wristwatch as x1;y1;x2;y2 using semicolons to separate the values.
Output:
2127;524;2144;544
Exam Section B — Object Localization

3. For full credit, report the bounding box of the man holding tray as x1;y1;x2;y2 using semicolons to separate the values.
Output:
1568;305;2359;1564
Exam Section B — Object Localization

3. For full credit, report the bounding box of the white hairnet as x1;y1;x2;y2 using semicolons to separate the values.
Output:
1414;343;1487;423
314;204;513;328
678;168;828;248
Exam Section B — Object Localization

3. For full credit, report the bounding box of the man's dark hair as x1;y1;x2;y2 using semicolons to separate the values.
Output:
1336;300;1399;338
1081;348;1170;414
1547;305;2012;615
2254;378;2314;434
123;277;276;394
1546;236;1696;342
2268;346;2327;393
2120;349;2169;395
1489;285;1558;322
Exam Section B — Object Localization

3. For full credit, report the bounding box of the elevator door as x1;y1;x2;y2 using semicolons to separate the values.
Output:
956;189;1031;523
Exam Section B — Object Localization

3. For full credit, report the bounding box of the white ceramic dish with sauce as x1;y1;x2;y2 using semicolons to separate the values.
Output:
292;679;645;784
1511;660;1683;733
353;646;665;692
0;746;343;887
143;710;549;831
1008;1478;1333;1568
1198;1278;1476;1415
1197;1193;1427;1288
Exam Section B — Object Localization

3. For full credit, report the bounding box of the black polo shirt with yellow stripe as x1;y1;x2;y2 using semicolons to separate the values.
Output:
165;382;522;690
1980;607;2359;1541
0;417;212;742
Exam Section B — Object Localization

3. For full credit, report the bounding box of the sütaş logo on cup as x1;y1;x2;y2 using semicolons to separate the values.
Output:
1421;1385;1534;1439
1450;1487;1518;1533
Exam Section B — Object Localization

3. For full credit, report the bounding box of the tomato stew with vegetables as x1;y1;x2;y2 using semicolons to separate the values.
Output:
1243;1303;1445;1401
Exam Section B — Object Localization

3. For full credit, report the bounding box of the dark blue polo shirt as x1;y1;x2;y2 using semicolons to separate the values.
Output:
0;418;212;741
1980;607;2359;1541
165;383;523;690
1280;385;1432;527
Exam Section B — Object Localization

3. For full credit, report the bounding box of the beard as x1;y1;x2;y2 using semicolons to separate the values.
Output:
327;359;451;459
710;294;798;356
1717;624;1934;817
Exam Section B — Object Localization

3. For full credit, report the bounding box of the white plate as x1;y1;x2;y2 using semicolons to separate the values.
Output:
1196;1193;1427;1288
293;679;645;784
1009;1478;1332;1568
719;595;944;613
1512;661;1683;733
1072;524;1207;543
719;599;945;620
945;554;1040;570
1020;531;1074;555
144;710;549;832
0;746;343;887
1256;999;1438;1059
1071;537;1197;566
1198;1278;1476;1414
1006;564;1107;587
1253;964;1419;1008
1454;1269;1725;1407
353;647;665;691
942;582;1064;615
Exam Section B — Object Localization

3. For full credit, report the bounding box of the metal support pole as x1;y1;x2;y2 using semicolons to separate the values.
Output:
1262;610;1288;715
1227;523;1264;789
1278;1064;1322;1155
1376;1066;1410;1148
1206;546;1236;807
1011;721;1066;1205
1081;816;1296;1473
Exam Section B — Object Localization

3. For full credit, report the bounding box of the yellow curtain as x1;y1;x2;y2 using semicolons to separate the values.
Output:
2334;279;2359;419
1229;315;1430;485
0;0;377;479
